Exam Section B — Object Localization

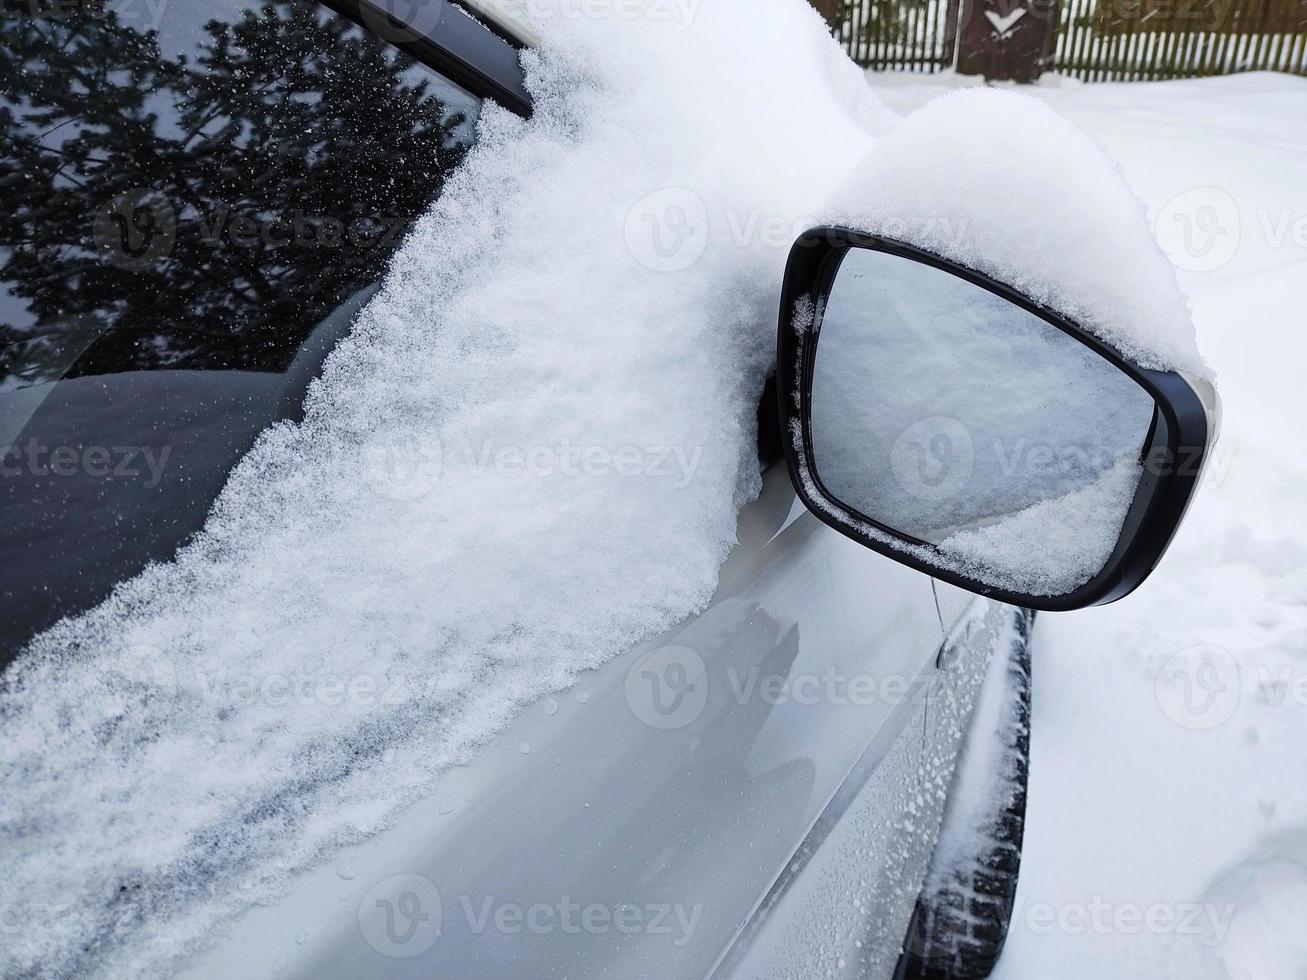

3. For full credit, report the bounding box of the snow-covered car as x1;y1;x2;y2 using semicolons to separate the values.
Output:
0;2;1217;978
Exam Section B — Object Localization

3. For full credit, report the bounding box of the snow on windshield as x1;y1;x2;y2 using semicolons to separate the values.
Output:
0;3;887;976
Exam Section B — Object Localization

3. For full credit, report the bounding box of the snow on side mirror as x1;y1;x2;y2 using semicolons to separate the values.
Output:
777;229;1217;611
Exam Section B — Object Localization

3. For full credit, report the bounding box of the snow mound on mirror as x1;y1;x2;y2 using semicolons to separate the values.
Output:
939;455;1143;596
827;87;1212;379
0;2;891;977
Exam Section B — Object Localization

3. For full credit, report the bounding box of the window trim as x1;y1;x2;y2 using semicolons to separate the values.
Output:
319;0;533;117
457;0;542;47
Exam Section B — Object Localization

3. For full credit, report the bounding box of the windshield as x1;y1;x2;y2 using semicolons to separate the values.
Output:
0;1;482;657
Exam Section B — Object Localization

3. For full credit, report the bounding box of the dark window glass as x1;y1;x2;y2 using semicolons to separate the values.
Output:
1;0;478;386
0;1;482;658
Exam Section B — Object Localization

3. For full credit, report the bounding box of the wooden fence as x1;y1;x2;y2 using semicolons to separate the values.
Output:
822;0;1307;79
827;0;961;72
1058;0;1307;79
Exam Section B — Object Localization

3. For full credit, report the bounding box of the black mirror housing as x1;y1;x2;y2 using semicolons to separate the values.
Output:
776;227;1217;612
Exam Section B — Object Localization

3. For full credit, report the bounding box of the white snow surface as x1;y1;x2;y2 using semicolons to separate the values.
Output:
826;87;1211;378
0;4;1248;977
938;456;1143;596
0;4;884;975
872;69;1307;980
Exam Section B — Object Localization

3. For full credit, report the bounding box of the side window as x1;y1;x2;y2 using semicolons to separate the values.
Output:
0;2;483;657
0;1;480;387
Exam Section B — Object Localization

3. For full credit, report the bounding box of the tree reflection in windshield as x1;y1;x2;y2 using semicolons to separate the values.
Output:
0;2;476;389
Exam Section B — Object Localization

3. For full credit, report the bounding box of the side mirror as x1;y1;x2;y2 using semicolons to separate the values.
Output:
777;229;1219;611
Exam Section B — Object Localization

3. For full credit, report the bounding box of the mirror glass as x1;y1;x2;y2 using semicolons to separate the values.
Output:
809;247;1157;597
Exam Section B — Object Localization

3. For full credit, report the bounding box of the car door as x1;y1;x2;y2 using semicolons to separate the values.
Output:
182;456;991;980
2;4;1002;978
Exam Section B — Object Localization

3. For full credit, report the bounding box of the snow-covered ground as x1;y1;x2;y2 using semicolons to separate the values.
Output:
870;69;1307;980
